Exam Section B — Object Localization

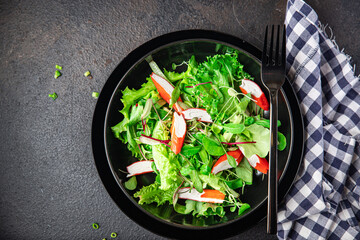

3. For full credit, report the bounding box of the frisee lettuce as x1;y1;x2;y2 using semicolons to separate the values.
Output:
112;51;288;219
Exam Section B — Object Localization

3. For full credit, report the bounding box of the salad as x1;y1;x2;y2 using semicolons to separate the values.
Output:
111;50;287;218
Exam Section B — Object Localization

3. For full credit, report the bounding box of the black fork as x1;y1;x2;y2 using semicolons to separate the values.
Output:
261;25;286;234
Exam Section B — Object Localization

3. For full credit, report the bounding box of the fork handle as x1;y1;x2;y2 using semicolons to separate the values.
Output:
267;89;278;234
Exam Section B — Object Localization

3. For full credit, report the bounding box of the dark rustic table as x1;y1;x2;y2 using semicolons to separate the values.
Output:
0;0;359;239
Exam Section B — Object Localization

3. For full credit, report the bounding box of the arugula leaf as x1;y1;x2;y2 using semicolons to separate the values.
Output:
202;135;225;156
211;123;223;134
199;165;211;175
236;93;252;113
222;123;245;134
169;80;181;108
124;176;137;190
238;203;251;216
183;200;225;218
236;157;253;184
180;145;202;157
225;179;244;189
180;166;193;176
226;154;237;168
254;119;281;128
198;148;210;166
190;170;203;193
278;132;287;151
244;117;255;126
199;174;225;192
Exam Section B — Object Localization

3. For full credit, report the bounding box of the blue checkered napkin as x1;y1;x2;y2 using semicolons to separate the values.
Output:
277;0;360;239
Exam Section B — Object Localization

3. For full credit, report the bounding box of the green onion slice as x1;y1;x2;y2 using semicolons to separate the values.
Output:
92;91;99;99
54;70;61;79
48;92;58;100
92;223;99;229
110;232;117;238
84;70;91;77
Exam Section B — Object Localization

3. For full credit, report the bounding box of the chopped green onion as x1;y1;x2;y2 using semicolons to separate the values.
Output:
110;232;117;238
54;70;61;79
55;65;63;70
84;70;91;77
92;223;99;229
92;91;99;99
48;92;58;100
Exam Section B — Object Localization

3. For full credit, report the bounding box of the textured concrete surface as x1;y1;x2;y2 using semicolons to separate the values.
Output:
0;0;359;239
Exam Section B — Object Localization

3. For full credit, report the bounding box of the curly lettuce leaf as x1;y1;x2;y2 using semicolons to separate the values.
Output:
134;182;176;206
120;77;156;120
152;121;180;190
111;118;128;141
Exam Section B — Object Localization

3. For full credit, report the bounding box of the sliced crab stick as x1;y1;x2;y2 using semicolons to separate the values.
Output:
211;149;244;174
182;108;213;123
247;154;269;174
177;187;225;204
150;72;183;113
126;160;154;177
170;112;187;155
239;79;269;111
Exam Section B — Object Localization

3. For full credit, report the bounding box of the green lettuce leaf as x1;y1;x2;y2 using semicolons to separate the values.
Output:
111;118;128;141
199;174;226;193
278;132;287;151
134;182;176;206
152;121;179;190
128;104;144;126
184;200;225;218
235;156;253;184
236;124;270;158
119;77;156;120
202;135;225;156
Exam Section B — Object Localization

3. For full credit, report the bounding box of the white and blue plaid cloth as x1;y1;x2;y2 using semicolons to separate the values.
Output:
278;0;360;239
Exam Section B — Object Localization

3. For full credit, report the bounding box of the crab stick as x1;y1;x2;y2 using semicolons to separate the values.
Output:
211;149;244;174
170;112;186;155
239;79;269;111
126;160;154;177
247;154;269;174
150;72;183;113
177;187;225;204
182;108;213;123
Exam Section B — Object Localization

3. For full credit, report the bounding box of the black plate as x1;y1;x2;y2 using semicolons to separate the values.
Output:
92;30;304;239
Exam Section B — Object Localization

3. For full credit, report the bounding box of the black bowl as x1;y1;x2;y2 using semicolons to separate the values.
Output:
92;30;304;239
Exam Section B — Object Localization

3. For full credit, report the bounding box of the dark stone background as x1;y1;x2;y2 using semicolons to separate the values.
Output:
0;0;358;239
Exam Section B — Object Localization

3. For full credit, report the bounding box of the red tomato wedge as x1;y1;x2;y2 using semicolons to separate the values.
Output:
170;112;186;155
182;108;213;123
239;79;269;111
177;187;225;204
211;150;244;174
126;160;154;177
150;72;183;113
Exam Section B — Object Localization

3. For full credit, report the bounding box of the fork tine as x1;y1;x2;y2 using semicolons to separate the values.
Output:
269;25;274;65
275;25;280;65
282;25;286;66
262;25;268;65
